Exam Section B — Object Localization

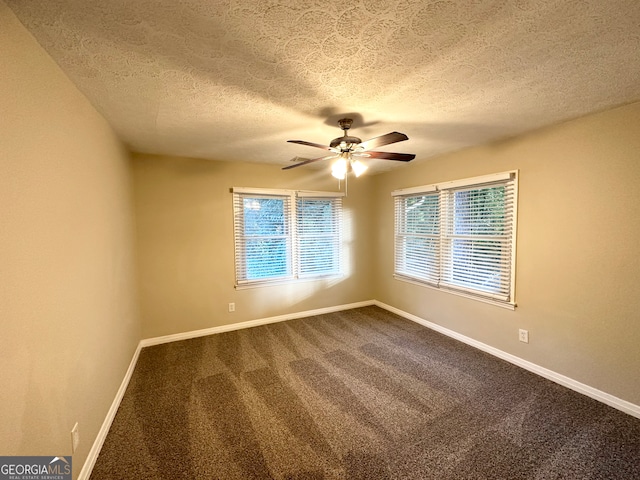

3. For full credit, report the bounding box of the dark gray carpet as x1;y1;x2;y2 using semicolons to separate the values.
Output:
90;306;640;479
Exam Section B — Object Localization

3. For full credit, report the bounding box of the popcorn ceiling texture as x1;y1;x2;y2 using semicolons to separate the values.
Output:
7;0;640;170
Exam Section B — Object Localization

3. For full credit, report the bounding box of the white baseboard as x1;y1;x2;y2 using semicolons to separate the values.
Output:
78;342;143;480
140;300;375;347
374;300;640;420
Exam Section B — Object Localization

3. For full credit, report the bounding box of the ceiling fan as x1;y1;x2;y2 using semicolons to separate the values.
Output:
283;118;415;179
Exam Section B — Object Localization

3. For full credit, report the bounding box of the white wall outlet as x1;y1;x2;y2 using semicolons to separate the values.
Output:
71;422;80;453
519;329;529;343
228;302;235;312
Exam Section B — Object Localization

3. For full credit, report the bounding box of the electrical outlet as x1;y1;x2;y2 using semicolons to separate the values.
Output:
519;329;529;343
71;423;80;453
228;302;235;312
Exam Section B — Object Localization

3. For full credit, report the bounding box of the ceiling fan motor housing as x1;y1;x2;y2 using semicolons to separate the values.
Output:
338;118;353;130
330;135;362;151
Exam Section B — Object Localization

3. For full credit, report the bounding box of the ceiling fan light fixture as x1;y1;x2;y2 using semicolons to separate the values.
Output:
331;156;348;179
351;159;368;177
331;155;349;180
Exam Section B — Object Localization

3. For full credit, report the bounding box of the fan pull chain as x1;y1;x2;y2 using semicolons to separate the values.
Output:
336;175;347;196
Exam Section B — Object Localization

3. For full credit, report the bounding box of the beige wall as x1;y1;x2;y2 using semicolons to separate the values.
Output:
373;101;640;405
3;3;639;475
132;154;374;338
132;103;640;406
0;3;140;477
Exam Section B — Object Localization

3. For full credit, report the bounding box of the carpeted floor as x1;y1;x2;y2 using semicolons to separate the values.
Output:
90;306;640;479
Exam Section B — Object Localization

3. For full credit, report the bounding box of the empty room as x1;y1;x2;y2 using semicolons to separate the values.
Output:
2;1;640;479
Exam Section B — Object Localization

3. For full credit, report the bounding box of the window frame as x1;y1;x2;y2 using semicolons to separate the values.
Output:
392;171;518;309
232;187;343;288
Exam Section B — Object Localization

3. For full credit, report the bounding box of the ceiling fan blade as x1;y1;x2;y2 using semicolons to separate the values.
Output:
287;140;336;151
282;154;338;170
358;132;408;150
355;151;416;162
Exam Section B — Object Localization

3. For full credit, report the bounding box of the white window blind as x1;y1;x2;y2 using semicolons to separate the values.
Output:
440;180;515;301
233;188;342;287
394;192;440;285
296;196;342;277
393;171;518;306
233;192;293;285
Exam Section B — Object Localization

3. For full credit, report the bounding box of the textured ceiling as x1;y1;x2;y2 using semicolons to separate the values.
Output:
7;0;640;173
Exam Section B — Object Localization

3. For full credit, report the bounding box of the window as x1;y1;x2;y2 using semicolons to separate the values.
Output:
393;171;517;307
296;195;341;278
233;188;342;286
394;188;440;284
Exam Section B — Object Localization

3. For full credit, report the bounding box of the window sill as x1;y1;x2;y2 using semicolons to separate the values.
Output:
235;273;344;290
393;275;517;310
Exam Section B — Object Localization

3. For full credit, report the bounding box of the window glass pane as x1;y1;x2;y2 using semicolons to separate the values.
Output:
238;195;291;282
450;239;505;293
453;186;505;235
399;237;439;278
243;198;286;236
395;193;440;284
245;238;289;279
403;195;439;234
297;199;334;233
297;198;340;276
298;238;339;275
447;185;509;295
